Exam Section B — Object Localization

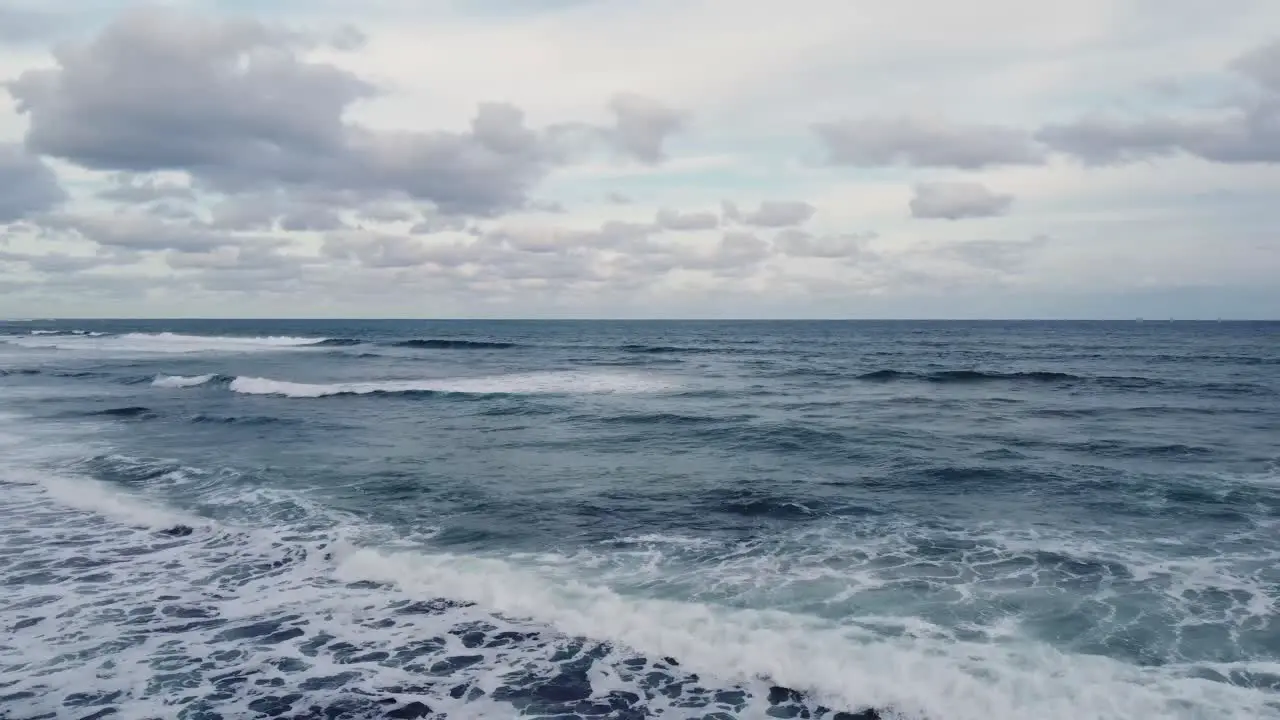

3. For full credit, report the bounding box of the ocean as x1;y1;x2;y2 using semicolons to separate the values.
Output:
1;319;1278;720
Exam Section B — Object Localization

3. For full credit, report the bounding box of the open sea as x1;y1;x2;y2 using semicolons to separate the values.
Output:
1;319;1278;720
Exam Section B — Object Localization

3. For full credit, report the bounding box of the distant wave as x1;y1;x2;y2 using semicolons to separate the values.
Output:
313;338;364;347
88;406;157;419
228;371;676;398
5;332;331;354
394;339;519;350
619;344;716;354
593;411;742;426
152;374;218;388
857;369;1081;383
189;414;284;426
854;368;1272;395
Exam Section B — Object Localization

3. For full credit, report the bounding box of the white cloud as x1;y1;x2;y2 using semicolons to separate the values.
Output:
1;1;1278;317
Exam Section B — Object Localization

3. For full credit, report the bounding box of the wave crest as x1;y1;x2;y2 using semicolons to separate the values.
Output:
394;339;519;350
228;371;676;398
5;332;330;354
152;374;217;388
857;369;1081;383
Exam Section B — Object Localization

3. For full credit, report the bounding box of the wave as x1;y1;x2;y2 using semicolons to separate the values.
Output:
4;416;1274;720
30;472;198;530
24;329;107;337
228;371;677;398
394;339;520;350
151;373;218;388
619;344;716;354
313;338;364;347
5;332;330;354
593;411;742;426
0;368;42;377
87;406;157;419
857;369;1081;383
189;414;284;426
333;544;1273;720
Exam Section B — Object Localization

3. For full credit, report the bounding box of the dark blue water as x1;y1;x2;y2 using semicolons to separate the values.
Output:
1;320;1278;720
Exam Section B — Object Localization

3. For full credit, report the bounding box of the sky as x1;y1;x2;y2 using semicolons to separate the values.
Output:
0;0;1278;319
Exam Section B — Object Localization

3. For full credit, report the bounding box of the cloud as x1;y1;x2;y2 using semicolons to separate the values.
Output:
730;200;817;228
1232;39;1280;93
910;181;1014;220
775;229;875;258
0;7;62;45
605;93;686;164
933;235;1050;273
323;230;476;269
210;193;346;232
41;211;292;253
97;174;196;203
605;192;632;204
0;249;123;273
656;207;719;230
356;202;419;224
1037;40;1280;166
527;200;568;214
0;143;67;222
410;214;473;235
814;116;1045;168
4;7;685;217
680;231;771;272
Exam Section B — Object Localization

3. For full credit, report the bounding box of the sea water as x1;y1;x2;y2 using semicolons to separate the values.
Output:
1;320;1277;719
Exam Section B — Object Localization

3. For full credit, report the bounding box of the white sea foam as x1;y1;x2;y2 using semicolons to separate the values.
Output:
152;373;217;388
4;458;1277;719
27;470;198;530
332;544;1278;720
229;371;677;398
2;411;1277;720
4;332;327;354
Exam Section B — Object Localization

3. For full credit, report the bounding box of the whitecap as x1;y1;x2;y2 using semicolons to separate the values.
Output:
228;371;677;398
5;332;329;354
152;373;217;388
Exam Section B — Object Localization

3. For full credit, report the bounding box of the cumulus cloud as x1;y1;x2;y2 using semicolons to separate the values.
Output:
0;249;122;273
0;143;67;221
210;193;346;232
1037;40;1280;166
323;230;478;269
4;7;686;218
410;214;472;235
775;229;875;258
733;200;817;228
42;211;292;254
605;93;686;164
814;116;1045;168
910;182;1014;220
97;174;196;203
656;208;719;230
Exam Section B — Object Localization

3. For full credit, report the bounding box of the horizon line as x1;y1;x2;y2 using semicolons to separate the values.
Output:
4;317;1277;323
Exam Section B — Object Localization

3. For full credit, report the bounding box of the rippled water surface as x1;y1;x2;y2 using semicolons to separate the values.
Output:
1;320;1278;720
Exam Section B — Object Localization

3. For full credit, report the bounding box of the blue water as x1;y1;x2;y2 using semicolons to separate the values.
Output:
1;320;1278;720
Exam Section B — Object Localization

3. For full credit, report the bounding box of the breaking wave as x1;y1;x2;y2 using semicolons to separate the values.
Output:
227;371;678;398
4;332;331;354
152;374;218;388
